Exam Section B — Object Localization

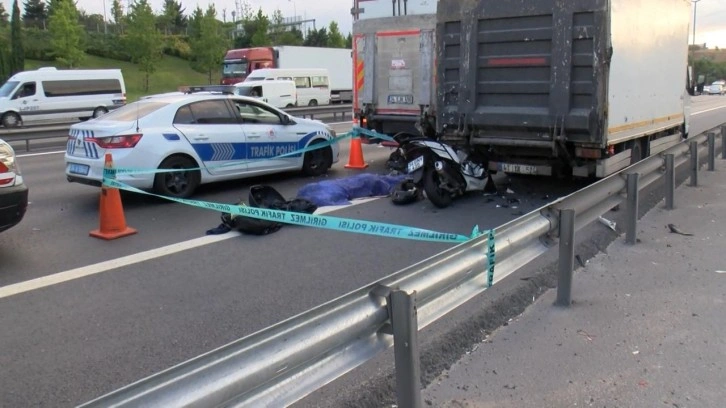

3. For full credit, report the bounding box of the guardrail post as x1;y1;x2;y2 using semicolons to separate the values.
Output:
708;132;716;171
555;209;575;307
391;290;422;408
722;125;726;159
626;173;639;245
665;154;675;210
689;141;698;186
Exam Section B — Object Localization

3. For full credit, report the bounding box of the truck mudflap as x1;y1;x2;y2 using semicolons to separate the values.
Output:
488;161;552;177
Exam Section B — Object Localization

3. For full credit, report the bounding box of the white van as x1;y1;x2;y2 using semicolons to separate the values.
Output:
0;67;126;128
234;80;297;108
245;68;331;106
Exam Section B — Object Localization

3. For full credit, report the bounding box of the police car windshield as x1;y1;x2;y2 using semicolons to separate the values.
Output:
100;101;170;122
0;81;19;97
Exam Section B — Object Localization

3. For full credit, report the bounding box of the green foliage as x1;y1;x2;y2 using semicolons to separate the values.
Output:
22;0;46;29
125;0;164;91
164;35;192;60
327;22;345;48
48;0;86;68
692;58;726;84
85;32;132;62
0;36;11;82
187;6;203;40
10;0;23;74
346;33;353;49
159;0;187;35
304;27;329;47
191;5;228;83
111;0;124;33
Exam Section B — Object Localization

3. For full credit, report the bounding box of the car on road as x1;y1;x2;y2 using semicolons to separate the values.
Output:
64;85;340;198
706;80;725;95
0;138;28;233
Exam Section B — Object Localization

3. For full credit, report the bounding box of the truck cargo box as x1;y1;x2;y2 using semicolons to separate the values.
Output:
435;0;691;176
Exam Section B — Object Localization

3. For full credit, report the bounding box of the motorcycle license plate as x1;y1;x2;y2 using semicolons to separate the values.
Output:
407;156;424;173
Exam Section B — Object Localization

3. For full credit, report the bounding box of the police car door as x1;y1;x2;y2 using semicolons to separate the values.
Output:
230;98;298;172
173;99;248;176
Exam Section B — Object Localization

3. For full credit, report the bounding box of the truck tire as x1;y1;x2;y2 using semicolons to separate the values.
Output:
423;168;453;208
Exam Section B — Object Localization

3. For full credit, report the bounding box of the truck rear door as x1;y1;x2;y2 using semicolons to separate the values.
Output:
437;0;608;145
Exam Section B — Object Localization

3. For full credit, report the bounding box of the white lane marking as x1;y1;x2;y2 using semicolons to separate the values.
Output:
691;105;726;116
0;198;379;300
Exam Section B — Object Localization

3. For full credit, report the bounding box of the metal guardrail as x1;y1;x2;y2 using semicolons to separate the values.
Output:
0;105;353;152
78;122;726;408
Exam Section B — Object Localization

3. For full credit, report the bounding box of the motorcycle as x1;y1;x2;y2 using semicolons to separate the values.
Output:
387;132;493;208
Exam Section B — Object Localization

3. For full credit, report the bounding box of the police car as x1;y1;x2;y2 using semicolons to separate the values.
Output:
64;86;340;198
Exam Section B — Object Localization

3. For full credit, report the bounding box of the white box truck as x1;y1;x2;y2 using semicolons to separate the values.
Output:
433;0;694;178
221;46;352;104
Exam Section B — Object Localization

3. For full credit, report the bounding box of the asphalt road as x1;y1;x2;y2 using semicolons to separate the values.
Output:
0;96;724;407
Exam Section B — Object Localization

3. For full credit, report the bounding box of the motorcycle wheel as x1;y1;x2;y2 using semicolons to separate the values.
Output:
423;167;453;208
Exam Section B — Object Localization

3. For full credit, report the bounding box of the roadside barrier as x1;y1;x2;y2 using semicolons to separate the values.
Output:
79;121;726;408
89;153;136;240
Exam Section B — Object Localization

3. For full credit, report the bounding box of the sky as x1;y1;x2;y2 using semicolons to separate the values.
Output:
1;0;724;48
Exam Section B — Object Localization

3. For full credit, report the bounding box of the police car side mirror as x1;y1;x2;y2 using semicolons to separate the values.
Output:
281;115;293;126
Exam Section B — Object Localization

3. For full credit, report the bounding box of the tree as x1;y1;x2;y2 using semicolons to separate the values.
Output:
125;0;163;91
327;21;345;48
0;3;9;27
111;0;124;33
191;5;227;84
159;0;186;35
345;32;352;48
10;0;24;75
304;27;329;47
22;0;46;29
248;9;270;46
0;37;11;82
48;0;85;67
187;6;203;39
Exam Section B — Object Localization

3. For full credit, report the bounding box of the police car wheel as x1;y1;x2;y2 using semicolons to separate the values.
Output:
302;140;332;177
2;112;20;128
153;156;201;198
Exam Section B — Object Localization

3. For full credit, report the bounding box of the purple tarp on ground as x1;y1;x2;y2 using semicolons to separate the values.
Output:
297;173;407;207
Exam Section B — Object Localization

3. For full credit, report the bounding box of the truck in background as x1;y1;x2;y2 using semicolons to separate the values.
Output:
220;46;353;104
352;0;438;136
433;0;694;178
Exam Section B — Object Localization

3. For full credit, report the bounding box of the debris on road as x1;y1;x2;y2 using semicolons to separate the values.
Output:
598;216;617;232
667;224;693;236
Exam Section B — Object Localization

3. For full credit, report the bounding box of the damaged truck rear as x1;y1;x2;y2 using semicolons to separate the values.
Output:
422;0;693;178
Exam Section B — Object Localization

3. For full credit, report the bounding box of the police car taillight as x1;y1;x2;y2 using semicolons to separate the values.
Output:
90;134;143;149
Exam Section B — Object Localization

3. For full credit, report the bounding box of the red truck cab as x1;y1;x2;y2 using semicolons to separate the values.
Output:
220;47;275;85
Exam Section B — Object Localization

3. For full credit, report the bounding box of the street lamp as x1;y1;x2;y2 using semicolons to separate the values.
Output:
691;0;701;47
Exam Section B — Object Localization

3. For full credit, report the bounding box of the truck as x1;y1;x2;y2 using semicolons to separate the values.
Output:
220;46;354;104
432;0;694;178
352;0;438;136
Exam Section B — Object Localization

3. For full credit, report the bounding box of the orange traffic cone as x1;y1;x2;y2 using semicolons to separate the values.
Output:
89;153;137;240
345;136;369;169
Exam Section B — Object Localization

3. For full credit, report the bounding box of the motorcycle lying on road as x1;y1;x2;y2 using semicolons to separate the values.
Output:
387;132;494;208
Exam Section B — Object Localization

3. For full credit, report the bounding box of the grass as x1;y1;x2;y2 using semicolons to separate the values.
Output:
25;54;221;102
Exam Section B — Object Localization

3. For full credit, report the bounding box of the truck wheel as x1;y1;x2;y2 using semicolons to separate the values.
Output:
153;155;201;198
629;140;645;164
308;99;318;107
423;168;453;208
302;140;332;176
2;112;21;128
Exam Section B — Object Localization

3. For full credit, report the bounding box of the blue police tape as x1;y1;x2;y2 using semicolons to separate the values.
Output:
103;177;480;244
349;126;398;143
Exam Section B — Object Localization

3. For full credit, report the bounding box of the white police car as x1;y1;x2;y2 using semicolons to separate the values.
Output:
64;86;339;198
